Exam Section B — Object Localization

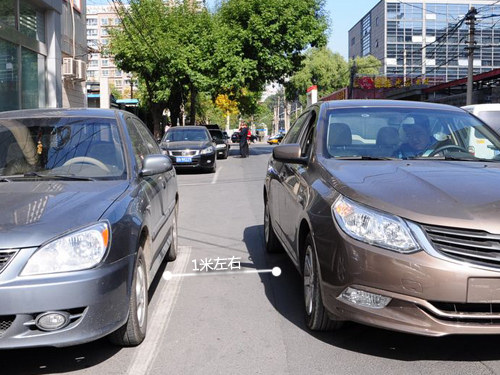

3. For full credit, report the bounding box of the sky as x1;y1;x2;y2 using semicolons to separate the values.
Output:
87;0;382;59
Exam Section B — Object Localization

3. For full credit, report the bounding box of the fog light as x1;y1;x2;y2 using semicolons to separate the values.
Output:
35;311;70;331
340;287;391;309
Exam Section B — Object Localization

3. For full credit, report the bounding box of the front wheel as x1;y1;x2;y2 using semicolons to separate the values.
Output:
166;204;178;261
109;247;148;346
303;234;342;331
264;199;283;253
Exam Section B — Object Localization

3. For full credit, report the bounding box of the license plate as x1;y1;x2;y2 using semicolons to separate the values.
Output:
176;157;192;163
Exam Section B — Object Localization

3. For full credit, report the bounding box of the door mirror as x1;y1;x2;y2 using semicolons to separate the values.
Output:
273;144;308;165
140;154;173;176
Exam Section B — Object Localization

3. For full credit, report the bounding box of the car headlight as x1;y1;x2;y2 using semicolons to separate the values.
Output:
216;143;226;149
201;146;215;154
332;196;419;253
21;222;110;276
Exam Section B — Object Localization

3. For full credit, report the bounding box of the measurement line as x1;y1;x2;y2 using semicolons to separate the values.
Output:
163;267;281;279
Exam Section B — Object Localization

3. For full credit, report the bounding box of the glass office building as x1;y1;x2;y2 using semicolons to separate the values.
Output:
349;0;500;83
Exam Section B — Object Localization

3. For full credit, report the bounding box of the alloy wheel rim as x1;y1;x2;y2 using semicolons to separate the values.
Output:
304;246;314;315
135;261;147;328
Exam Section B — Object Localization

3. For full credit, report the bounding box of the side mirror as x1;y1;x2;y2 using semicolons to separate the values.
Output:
273;144;308;165
140;154;173;176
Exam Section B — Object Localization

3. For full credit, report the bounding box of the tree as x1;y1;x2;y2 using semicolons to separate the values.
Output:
215;0;329;92
215;94;239;131
285;47;382;104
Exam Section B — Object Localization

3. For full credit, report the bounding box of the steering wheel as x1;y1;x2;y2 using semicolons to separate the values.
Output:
62;156;110;172
428;144;469;157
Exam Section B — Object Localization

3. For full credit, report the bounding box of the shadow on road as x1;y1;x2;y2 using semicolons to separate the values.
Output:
243;224;500;362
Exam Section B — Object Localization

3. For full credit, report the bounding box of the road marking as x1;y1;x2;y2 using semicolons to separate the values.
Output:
163;266;281;279
211;166;222;184
127;246;191;375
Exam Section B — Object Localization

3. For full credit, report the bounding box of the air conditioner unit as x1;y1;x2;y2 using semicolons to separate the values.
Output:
62;57;76;78
75;59;87;81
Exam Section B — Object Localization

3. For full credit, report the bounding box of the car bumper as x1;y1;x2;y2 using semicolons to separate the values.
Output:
0;250;133;348
168;153;216;169
319;222;500;336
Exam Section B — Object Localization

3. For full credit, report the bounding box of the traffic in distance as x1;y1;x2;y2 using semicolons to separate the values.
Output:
3;99;500;351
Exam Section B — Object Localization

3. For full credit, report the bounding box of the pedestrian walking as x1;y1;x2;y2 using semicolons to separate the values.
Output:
239;122;249;158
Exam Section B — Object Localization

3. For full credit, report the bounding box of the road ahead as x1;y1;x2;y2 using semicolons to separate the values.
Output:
2;143;500;375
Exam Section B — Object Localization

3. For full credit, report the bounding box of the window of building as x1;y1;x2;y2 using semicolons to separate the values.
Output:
351;37;356;46
0;39;19;111
87;29;98;37
19;2;45;43
361;14;371;56
115;79;122;87
101;18;109;26
102;59;109;67
101;28;109;36
87;18;98;26
102;69;109;77
21;47;45;109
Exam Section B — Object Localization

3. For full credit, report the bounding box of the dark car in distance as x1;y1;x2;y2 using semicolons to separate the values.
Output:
0;108;178;348
160;126;216;172
208;129;230;159
231;131;241;143
265;99;500;337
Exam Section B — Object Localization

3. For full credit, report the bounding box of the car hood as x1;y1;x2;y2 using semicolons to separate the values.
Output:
0;180;128;248
322;159;500;232
161;141;211;150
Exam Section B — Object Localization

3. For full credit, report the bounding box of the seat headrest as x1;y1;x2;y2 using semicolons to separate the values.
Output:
328;123;352;146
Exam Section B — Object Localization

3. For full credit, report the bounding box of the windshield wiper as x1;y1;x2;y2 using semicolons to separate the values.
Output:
334;156;400;160
22;172;95;181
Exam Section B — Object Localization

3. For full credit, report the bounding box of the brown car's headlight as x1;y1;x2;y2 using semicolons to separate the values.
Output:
21;222;110;276
332;196;420;253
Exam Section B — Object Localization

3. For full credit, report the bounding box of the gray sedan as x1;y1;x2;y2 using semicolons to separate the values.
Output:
0;108;178;348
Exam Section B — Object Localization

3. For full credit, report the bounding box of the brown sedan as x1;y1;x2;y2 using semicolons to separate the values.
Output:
264;99;500;336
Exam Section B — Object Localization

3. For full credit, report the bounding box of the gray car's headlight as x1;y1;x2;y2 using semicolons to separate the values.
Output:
332;196;420;253
201;146;215;155
21;222;110;276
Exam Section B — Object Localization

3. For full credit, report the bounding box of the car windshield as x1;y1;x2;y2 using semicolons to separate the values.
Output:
209;130;224;140
324;107;500;161
0;117;126;179
164;128;209;142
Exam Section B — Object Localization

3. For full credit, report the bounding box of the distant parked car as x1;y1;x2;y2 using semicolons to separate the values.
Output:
160;126;217;172
231;131;241;143
208;128;230;159
267;133;284;144
0;108;178;348
265;99;500;337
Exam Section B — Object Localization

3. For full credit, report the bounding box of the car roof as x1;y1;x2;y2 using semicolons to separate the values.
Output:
0;107;121;119
168;125;208;130
319;99;464;113
462;103;500;112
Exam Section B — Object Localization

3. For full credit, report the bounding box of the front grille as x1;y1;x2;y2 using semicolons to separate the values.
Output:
170;150;199;157
0;316;15;338
422;302;500;324
422;224;500;267
0;250;17;274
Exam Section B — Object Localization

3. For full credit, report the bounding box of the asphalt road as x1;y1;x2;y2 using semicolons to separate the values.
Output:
2;143;500;375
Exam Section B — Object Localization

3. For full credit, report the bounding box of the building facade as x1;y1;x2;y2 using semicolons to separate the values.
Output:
0;0;87;112
349;0;500;83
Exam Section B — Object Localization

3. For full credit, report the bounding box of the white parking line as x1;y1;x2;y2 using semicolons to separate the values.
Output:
211;166;222;184
127;246;192;375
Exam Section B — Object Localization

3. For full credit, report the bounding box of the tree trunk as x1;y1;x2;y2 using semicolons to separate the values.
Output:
189;83;197;125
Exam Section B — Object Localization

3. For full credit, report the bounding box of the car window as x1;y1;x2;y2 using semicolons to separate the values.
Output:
324;107;500;160
282;111;309;144
125;116;152;169
133;118;161;154
298;109;318;157
209;130;224;140
0;116;126;179
164;128;210;142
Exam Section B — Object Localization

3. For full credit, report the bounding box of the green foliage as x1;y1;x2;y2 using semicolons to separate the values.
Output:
216;0;329;92
285;47;382;104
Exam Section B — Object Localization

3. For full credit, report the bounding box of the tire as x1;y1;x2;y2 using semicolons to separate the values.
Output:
166;204;178;261
264;199;283;253
303;234;342;331
109;247;148;346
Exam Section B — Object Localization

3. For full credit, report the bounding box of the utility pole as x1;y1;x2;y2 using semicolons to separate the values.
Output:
466;7;477;106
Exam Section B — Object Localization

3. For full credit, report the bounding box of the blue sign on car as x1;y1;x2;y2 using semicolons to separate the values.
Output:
176;156;192;163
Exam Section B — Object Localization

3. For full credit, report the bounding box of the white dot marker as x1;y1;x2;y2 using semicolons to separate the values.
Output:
271;267;281;277
163;271;173;280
